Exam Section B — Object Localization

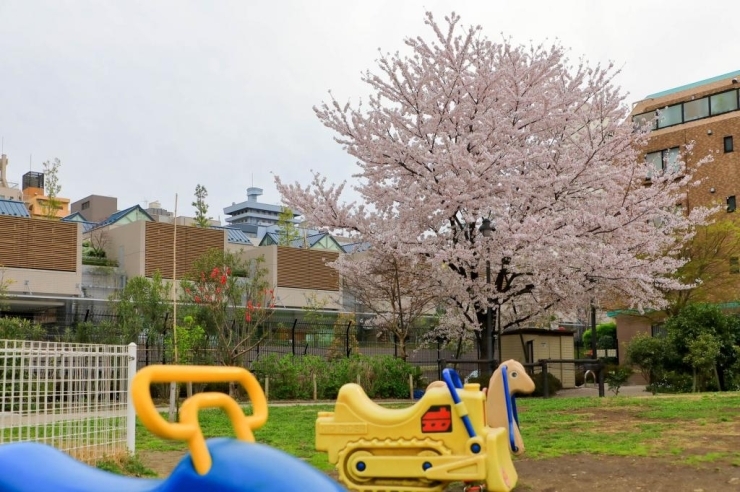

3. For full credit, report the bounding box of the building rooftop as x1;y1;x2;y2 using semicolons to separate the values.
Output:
644;69;740;100
89;204;154;231
0;198;30;218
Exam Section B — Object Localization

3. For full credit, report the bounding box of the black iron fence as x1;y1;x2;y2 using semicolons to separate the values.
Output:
29;316;477;386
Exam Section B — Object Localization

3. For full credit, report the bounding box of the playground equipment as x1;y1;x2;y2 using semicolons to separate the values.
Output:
485;360;535;455
316;360;535;492
0;365;346;492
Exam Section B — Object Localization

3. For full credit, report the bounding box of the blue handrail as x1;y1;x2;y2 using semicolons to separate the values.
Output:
501;365;519;453
441;368;476;438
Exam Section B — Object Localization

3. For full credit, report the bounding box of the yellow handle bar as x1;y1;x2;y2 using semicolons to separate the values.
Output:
132;365;268;475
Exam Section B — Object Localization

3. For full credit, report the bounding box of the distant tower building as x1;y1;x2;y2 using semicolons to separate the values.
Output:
223;187;300;235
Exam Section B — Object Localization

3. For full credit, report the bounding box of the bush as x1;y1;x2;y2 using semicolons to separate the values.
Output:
249;354;422;400
0;317;45;340
604;365;633;395
520;372;562;397
647;370;693;394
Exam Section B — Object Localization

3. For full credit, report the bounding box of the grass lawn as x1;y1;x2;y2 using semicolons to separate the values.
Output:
136;392;740;472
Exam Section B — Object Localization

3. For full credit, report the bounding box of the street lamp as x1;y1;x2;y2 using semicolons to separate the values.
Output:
478;218;495;371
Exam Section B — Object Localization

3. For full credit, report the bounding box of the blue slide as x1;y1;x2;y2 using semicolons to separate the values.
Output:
0;438;347;492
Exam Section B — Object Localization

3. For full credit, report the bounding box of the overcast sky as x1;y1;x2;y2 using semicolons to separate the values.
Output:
1;0;738;222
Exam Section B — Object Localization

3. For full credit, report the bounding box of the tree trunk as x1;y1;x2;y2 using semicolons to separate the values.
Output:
691;367;697;393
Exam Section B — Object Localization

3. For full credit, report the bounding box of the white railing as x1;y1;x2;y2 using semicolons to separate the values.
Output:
0;340;137;463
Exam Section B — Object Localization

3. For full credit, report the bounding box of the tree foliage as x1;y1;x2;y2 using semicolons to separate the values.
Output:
110;271;172;342
276;12;712;358
276;207;301;246
664;303;739;391
666;218;740;315
192;184;212;228
180;248;275;395
582;321;617;349
625;333;670;393
627;303;740;393
41;157;62;220
342;251;441;360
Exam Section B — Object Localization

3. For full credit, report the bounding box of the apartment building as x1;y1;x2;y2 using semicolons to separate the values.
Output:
614;69;740;365
631;69;740;211
70;194;118;223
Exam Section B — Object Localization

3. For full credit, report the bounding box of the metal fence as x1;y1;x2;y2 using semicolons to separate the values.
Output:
31;315;477;386
0;339;137;463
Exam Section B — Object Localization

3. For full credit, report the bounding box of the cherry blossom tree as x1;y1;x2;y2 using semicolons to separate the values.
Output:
276;12;712;360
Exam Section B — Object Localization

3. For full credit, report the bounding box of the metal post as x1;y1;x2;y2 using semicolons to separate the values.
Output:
590;304;597;359
291;319;297;356
485;259;493;372
496;302;502;367
541;361;550;398
126;342;137;454
598;360;606;397
346;321;352;357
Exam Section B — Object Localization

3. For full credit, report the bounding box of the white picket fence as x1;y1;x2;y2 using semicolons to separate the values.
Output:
0;340;137;462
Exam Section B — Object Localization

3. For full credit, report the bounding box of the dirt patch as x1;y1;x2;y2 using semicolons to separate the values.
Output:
138;450;186;477
139;451;740;491
511;455;740;492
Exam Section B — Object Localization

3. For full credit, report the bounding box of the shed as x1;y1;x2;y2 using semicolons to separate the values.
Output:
501;327;576;388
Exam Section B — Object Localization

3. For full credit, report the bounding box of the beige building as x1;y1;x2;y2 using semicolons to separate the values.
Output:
71;194;118;223
0;212;82;321
500;328;576;388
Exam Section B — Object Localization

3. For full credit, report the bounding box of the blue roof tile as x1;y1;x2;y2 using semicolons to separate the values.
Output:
0;198;30;218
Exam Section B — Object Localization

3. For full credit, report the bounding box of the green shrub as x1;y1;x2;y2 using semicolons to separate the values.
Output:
249;354;420;400
604;365;633;395
647;370;693;394
521;372;562;397
0;317;45;340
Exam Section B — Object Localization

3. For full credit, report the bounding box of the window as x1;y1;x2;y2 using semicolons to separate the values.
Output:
81;201;90;210
657;105;683;128
645;147;681;178
651;323;666;338
727;195;736;213
632;112;657;130
683;97;709;122
710;90;739;115
731;257;740;274
725;136;734;153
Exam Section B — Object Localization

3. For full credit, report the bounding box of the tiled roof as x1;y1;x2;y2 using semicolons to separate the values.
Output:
61;211;88;222
211;226;254;245
89;204;154;231
0;198;30;218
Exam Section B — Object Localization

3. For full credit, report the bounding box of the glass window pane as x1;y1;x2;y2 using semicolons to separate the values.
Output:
664;147;681;174
683;97;709;122
710;90;738;115
645;151;663;178
632;112;657;130
657;105;682;128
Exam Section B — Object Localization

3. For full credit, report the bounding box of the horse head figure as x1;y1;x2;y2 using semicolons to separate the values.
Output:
485;359;535;455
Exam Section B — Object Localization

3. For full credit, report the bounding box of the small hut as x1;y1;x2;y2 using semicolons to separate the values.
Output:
500;327;576;388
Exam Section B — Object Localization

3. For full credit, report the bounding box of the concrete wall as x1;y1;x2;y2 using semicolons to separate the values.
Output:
103;221;146;280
